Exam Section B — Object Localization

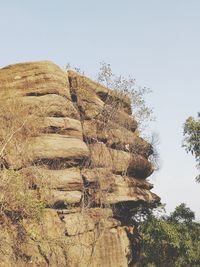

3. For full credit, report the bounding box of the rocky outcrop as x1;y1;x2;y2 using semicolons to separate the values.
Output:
0;61;160;266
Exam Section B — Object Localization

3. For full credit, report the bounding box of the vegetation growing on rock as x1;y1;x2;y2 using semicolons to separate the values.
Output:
0;61;159;266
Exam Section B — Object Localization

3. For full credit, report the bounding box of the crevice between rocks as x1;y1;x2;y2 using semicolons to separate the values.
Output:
67;74;93;210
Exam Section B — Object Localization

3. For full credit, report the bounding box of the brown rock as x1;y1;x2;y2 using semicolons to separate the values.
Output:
68;70;132;115
68;70;137;131
20;94;79;119
127;154;154;178
0;61;160;267
99;107;137;132
82;168;153;190
65;227;130;267
89;143;153;178
41;189;83;206
101;178;158;204
30;134;90;165
82;168;157;204
89;143;113;169
0;61;71;100
22;166;83;191
42;117;83;139
22;209;67;266
62;208;120;236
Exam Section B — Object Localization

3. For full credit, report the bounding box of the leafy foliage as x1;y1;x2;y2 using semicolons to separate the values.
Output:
140;204;200;267
97;62;154;129
183;112;200;182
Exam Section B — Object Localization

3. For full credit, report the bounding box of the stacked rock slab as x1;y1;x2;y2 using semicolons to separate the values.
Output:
0;61;160;267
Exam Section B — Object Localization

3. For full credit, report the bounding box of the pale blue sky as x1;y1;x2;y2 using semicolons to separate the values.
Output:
1;1;200;217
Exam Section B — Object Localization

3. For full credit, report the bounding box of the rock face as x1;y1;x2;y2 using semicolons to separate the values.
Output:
0;61;160;266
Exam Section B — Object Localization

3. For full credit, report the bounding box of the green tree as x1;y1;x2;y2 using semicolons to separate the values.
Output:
140;203;200;267
183;112;200;182
169;203;195;224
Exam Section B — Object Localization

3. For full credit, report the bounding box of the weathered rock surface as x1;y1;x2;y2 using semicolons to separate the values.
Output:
21;94;80;119
89;143;153;178
31;134;89;164
22;166;83;191
42;117;83;138
0;61;71;99
61;208;120;236
82;168;158;205
0;61;160;266
83;119;152;157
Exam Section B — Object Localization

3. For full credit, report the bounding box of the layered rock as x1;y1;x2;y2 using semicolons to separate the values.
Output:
0;61;160;266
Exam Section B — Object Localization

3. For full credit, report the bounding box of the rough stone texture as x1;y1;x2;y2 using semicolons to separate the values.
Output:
68;70;138;131
30;134;89;164
89;143;153;178
42;117;83;139
61;208;120;236
0;61;71;99
81;168;158;205
20;94;80;119
0;61;160;267
22;166;83;191
64;227;131;267
83;119;152;157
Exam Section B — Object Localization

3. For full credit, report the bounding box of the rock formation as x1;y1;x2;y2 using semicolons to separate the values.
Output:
0;61;160;266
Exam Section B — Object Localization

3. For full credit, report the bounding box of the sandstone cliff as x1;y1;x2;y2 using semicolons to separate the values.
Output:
0;61;159;267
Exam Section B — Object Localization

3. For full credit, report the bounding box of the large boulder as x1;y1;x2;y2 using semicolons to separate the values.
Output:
0;61;160;267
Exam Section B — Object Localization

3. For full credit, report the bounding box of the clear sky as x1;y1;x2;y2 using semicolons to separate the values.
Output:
1;1;200;217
